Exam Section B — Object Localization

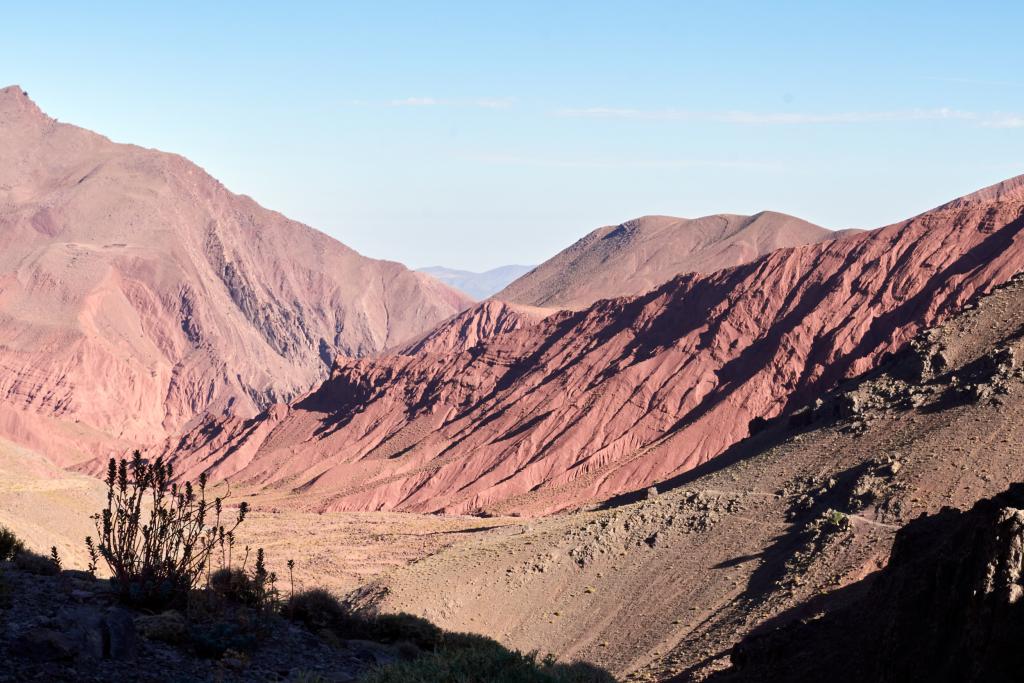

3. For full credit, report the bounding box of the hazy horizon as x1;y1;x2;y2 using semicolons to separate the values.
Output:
3;2;1022;271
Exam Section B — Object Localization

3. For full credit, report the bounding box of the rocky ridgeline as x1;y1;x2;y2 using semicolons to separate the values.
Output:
753;271;1024;441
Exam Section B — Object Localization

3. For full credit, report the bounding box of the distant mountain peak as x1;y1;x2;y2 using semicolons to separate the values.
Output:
495;211;842;310
0;85;47;121
418;264;534;300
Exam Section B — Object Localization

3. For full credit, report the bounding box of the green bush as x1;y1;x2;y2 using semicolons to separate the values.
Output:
210;560;278;611
286;590;447;650
14;548;61;576
0;525;59;575
824;508;850;532
287;588;353;631
211;567;258;604
363;613;445;649
0;525;25;561
360;633;615;683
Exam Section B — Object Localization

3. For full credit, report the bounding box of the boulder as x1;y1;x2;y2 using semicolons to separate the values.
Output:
135;610;188;644
56;605;137;660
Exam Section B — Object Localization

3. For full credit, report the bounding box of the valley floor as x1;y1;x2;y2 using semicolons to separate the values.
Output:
0;447;521;596
6;275;1024;681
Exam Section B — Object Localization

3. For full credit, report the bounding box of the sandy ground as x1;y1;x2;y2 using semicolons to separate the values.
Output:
0;437;106;567
0;443;519;598
240;508;522;596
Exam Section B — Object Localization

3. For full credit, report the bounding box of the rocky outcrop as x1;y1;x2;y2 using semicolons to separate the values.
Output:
163;174;1024;515
0;85;471;465
395;299;551;356
710;484;1024;683
0;565;398;682
495;211;853;310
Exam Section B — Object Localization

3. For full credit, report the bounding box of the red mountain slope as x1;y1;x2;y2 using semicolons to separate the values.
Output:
164;176;1024;515
495;212;854;310
0;86;471;465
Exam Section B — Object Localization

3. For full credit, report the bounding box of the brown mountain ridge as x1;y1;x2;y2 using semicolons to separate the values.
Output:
157;173;1024;516
0;85;471;466
495;212;857;310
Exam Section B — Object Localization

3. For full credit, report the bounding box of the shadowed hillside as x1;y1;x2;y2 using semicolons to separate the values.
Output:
159;175;1024;516
355;266;1024;680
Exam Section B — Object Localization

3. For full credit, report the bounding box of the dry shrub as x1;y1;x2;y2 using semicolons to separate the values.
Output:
90;451;249;608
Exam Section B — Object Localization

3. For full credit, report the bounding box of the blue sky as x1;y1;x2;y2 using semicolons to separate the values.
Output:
3;2;1023;271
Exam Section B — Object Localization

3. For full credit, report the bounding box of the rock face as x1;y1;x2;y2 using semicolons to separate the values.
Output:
397;299;551;356
711;484;1024;683
495;212;851;310
0;85;471;465
162;174;1024;515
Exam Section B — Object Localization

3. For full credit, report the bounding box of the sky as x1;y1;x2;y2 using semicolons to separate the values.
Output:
2;1;1023;271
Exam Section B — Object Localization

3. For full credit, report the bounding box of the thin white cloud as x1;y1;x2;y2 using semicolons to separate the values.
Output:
464;155;780;170
983;114;1024;129
473;97;515;109
554;106;986;125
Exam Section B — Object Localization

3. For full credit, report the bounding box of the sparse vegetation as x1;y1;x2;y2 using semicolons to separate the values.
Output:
209;560;279;612
13;548;61;575
287;588;444;649
824;509;850;532
0;525;60;575
287;587;353;631
0;525;20;609
89;451;249;608
0;524;25;561
361;632;616;682
3;451;615;679
283;589;613;681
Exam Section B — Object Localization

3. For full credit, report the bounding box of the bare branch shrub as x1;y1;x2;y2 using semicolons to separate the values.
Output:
91;451;248;607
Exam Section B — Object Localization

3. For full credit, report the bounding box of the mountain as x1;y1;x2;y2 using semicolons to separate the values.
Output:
418;265;534;300
0;85;472;466
158;174;1024;516
495;212;854;310
361;267;1024;679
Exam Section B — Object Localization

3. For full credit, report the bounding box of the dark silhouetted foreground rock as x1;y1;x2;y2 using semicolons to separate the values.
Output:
708;483;1024;683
